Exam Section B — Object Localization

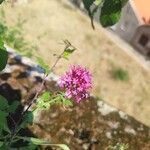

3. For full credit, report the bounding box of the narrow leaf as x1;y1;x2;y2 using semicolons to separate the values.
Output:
20;111;33;128
0;110;10;133
0;95;8;110
0;141;3;147
17;136;70;150
83;0;95;10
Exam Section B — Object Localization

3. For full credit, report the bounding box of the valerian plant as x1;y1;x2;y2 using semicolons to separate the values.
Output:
0;39;78;149
0;0;127;149
0;35;92;149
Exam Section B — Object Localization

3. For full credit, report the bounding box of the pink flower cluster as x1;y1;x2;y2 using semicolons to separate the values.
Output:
58;65;92;103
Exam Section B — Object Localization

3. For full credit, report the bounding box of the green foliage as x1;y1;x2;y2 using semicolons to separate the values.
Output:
100;0;122;27
83;0;95;11
62;40;76;60
0;23;7;35
109;143;129;150
36;92;73;111
56;92;73;107
0;95;8;110
0;0;5;4
36;56;50;74
0;38;8;71
94;0;102;5
16;143;37;150
0;95;10;134
0;94;70;149
111;67;129;81
0;141;3;147
82;0;128;27
63;48;76;60
16;136;70;150
0;110;10;133
0;96;20;136
20;111;34;129
8;101;20;113
0;17;36;57
4;26;35;57
36;92;52;110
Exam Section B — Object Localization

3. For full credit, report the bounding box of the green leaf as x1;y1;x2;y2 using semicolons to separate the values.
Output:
100;11;121;27
63;40;76;60
17;143;37;150
56;92;73;106
0;49;8;71
0;95;8;111
94;0;102;6
16;136;70;150
0;0;5;4
0;110;10;133
0;145;7;150
63;48;75;60
36;92;51;110
83;0;95;10
63;99;73;107
0;141;3;147
100;0;127;27
20;111;33;128
36;56;50;74
8;101;20;113
0;38;8;71
0;22;7;35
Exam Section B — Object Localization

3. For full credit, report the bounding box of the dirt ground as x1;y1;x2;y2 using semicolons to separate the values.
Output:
1;0;150;126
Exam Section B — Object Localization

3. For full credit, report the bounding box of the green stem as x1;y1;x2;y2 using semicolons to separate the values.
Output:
8;47;66;146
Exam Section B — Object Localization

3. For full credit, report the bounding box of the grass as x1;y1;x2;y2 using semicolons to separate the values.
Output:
0;10;36;57
109;143;129;150
111;67;129;81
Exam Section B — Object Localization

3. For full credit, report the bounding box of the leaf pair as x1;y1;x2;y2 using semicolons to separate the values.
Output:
0;95;19;134
83;0;128;27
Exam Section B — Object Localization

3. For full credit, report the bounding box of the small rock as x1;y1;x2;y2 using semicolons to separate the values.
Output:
107;121;120;129
119;111;128;120
124;126;136;135
97;101;117;115
82;143;90;150
105;131;112;139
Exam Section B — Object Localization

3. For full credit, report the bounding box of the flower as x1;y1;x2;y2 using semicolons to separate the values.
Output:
58;65;92;103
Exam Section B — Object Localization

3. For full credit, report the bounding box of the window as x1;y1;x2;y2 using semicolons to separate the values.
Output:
139;34;149;46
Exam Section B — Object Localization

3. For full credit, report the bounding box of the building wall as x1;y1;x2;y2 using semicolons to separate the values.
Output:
110;2;140;43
